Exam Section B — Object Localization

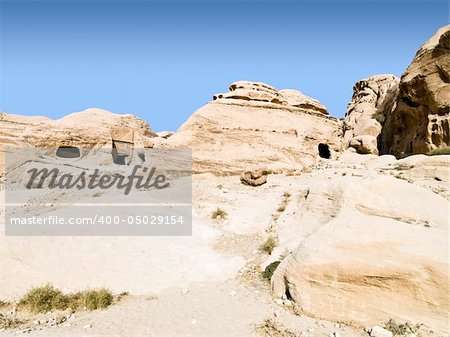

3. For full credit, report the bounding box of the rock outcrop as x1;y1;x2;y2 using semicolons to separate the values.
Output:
168;81;341;174
213;81;329;115
213;81;287;105
380;25;450;157
343;75;399;154
0;108;157;174
270;154;450;332
279;89;328;115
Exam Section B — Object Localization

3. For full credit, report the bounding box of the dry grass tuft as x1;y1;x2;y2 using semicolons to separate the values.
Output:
211;207;228;220
19;284;113;313
259;236;278;255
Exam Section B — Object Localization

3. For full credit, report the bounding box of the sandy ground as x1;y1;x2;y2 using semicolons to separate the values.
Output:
1;154;447;336
0;278;367;337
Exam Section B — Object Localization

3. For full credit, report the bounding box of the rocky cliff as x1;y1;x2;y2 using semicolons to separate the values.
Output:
343;75;399;154
380;25;450;157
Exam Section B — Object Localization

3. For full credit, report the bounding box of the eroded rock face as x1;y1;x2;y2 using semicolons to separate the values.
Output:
213;81;287;105
279;89;328;115
270;158;449;332
169;81;342;174
0;108;157;175
213;80;329;115
380;25;450;157
343;75;400;154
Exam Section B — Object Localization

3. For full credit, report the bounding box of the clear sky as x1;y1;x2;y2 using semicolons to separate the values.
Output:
0;0;448;131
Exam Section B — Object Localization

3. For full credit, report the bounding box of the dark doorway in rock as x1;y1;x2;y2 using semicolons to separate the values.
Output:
56;146;81;159
112;140;133;165
318;143;331;159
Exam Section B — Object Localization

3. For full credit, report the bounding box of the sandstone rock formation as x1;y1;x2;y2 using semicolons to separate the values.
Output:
213;81;287;105
270;153;450;332
343;75;399;154
380;25;450;157
213;81;329;116
0;108;157;175
156;131;174;139
168;81;340;174
279;89;328;115
240;169;268;186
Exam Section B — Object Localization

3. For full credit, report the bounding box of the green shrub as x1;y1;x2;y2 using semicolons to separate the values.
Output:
211;207;227;220
259;236;278;254
427;146;450;156
19;284;113;313
262;261;281;280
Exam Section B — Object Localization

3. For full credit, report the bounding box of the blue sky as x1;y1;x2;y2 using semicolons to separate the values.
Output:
0;1;448;131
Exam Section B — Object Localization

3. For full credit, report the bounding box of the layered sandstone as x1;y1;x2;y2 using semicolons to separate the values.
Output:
270;153;450;333
168;81;341;174
279;89;328;115
0;108;157;174
380;25;450;157
343;75;399;154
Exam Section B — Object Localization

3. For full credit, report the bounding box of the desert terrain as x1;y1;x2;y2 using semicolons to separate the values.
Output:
0;25;448;337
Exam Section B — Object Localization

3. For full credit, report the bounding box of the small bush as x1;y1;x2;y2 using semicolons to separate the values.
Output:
211;207;227;220
384;318;422;336
259;236;278;254
427;146;450;156
262;261;281;280
19;285;113;313
76;289;113;311
19;284;68;313
277;192;291;212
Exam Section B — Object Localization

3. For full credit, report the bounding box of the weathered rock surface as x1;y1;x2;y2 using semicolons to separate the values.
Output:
213;81;329;115
213;81;287;105
380;25;450;157
156;131;174;139
279;89;328;115
0;108;156;148
271;154;449;333
240;169;268;186
168;81;341;174
343;75;399;154
0;108;157;174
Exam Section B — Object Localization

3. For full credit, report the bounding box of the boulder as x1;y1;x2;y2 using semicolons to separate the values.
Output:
349;135;378;155
271;171;449;333
380;25;450;157
343;75;400;155
240;169;268;186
